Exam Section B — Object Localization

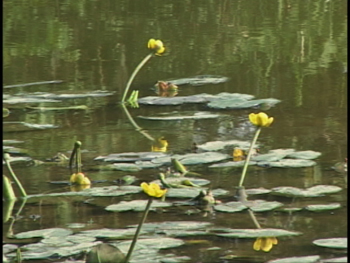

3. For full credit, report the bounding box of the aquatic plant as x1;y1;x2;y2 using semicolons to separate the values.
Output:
123;182;167;263
121;38;165;103
69;141;91;185
253;237;278;252
238;112;274;187
3;153;27;199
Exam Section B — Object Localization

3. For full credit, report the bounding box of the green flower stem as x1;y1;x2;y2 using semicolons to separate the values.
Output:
248;209;262;229
121;53;153;103
124;197;153;263
238;127;262;187
69;141;82;172
3;153;27;198
121;104;155;141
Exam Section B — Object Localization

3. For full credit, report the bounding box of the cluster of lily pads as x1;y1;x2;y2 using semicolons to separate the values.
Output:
3;39;347;263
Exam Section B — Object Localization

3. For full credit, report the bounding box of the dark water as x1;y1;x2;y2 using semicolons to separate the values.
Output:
3;0;347;262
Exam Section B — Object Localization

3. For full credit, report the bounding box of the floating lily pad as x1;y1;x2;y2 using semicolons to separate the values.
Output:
94;152;168;163
165;188;229;199
252;152;289;162
286;150;322;160
105;200;172;212
2;155;33;165
214;202;247;213
167;75;229;86
79;228;145;239
151;177;210;187
267;255;320;263
271;185;342;197
320;257;348;263
214;200;283;213
245;188;271;195
209;160;257;168
3;97;61;104
28;185;142;198
305;203;341;212
107;163;142;172
197;139;255;152
257;159;316;168
215;228;302;238
127;221;212;232
25;105;88;111
208;97;281;110
138;93;215;106
152;152;231;166
313;238;347;249
3;146;29;155
137;111;223;121
15;228;73;239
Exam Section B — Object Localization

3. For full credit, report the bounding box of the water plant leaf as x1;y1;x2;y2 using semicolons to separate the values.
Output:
267;255;320;263
197;139;255;152
151;177;210;187
271;185;342;197
4;122;58;132
209;160;257;168
138;93;215;106
286;150;322;160
166;75;229;86
94;152;168;162
214;200;283;213
14;228;73;239
127;221;212;232
25;105;88;111
245;188;271;195
215;228;302;238
257;159;317;168
305;203;341;212
152;152;231;166
105;200;172;212
79;228;146;239
207;97;281;110
214;202;247;213
137;111;223;121
312;238;347;249
165;188;229;199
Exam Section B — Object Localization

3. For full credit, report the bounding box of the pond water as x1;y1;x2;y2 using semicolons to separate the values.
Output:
3;1;347;263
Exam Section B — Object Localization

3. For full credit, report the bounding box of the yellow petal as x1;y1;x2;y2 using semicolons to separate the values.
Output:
261;237;273;252
147;39;156;49
70;173;77;183
271;237;278;245
253;238;262;251
249;113;258;126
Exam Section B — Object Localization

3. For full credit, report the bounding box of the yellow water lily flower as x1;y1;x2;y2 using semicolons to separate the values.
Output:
253;237;278;252
151;137;168;152
147;38;165;55
249;112;274;127
141;182;167;198
70;172;91;185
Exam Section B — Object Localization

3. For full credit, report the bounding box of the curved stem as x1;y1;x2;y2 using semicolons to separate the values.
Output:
238;127;262;187
3;153;27;198
120;104;155;141
121;53;153;103
124;198;153;263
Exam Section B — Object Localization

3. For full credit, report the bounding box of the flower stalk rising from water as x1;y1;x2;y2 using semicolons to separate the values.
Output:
123;182;167;263
121;38;165;103
238;112;274;187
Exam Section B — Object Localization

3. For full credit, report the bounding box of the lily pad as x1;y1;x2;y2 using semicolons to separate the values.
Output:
320;257;348;263
151;177;210;187
28;185;142;198
165;188;229;199
267;255;320;263
15;228;73;239
25;105;88;111
271;185;342;197
208;97;281;110
313;238;347;249
214;200;283;213
138;93;215;106
167;75;229;86
105;200;172;212
94;152;168;163
127;221;212;232
107;163;142;172
245;188;271;195
305;203;341;212
79;228;146;239
2;155;33;165
209;160;257;168
215;228;302;238
197;139;255;152
257;159;316;168
286;150;322;160
4;121;58;132
137;111;223;121
152;152;231;166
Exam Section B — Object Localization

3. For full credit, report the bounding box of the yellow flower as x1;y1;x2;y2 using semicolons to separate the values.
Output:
249;112;274;127
70;172;91;185
233;147;244;161
141;182;167;198
151;137;168;152
253;237;278;252
147;38;165;55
